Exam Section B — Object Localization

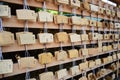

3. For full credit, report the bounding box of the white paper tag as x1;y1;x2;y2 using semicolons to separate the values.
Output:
0;59;13;74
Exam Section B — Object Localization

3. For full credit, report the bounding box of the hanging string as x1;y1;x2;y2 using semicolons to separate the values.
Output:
43;1;47;11
103;28;107;46
23;0;30;9
98;0;101;35
71;26;76;52
71;77;74;80
97;0;101;55
59;42;63;51
71;43;75;49
59;4;63;15
71;42;76;70
116;17;120;78
71;7;76;49
110;29;112;34
58;4;64;32
118;31;120;47
58;44;63;70
72;6;77;69
42;0;48;33
24;20;30;57
43;22;48;33
91;26;94;33
0;18;4;32
97;28;101;54
96;55;99;59
82;27;86;34
90;0;93;20
43;44;47;53
98;28;101;34
81;4;87;49
0;47;3;60
24;25;31;79
82;72;84;77
44;64;48;72
109;29;112;46
59;4;63;32
58;4;63;69
106;5;112;45
72;26;76;33
82;27;87;49
82;70;86;77
90;7;94;33
104;28;107;35
93;69;95;75
109;52;112;56
24;20;29;32
83;43;87;49
58;3;63;51
59;63;63;69
24;45;30;57
23;0;31;79
59;23;63;32
72;8;76;16
25;70;30;80
91;26;95;45
0;18;3;60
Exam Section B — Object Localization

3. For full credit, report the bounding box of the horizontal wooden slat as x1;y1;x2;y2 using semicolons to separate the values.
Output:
0;49;117;78
0;0;111;8
2;16;117;31
65;59;118;79
1;0;82;15
96;68;118;80
2;39;115;53
1;40;88;53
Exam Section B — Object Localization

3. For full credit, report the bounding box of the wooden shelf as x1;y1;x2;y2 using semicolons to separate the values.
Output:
2;39;115;53
0;0;114;12
0;0;105;16
0;49;117;78
96;68;118;80
0;0;120;79
65;59;118;79
2;16;115;31
1;0;82;15
96;70;113;80
2;40;82;53
1;0;117;21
